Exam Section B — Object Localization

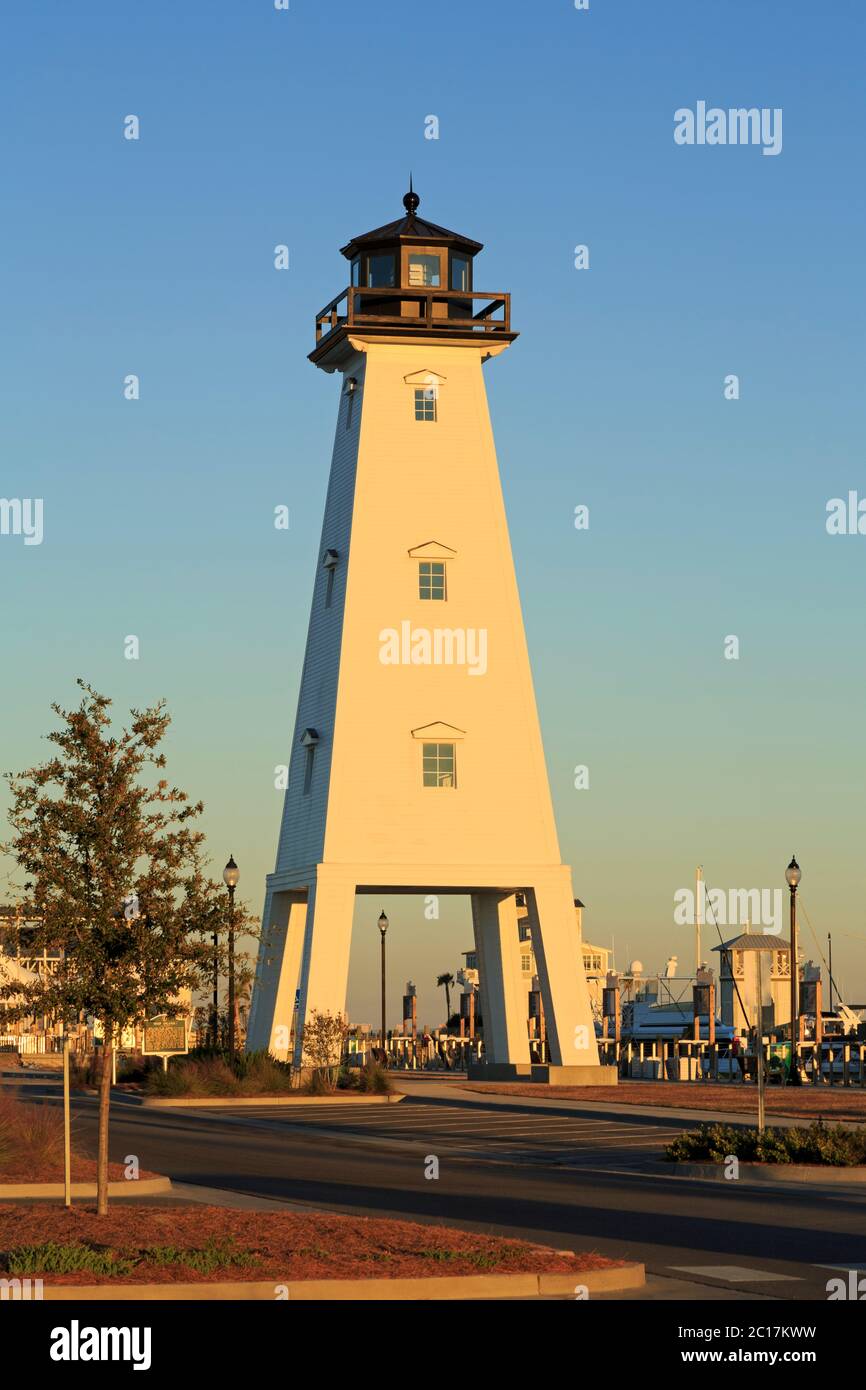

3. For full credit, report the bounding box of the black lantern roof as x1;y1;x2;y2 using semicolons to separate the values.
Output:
340;183;483;260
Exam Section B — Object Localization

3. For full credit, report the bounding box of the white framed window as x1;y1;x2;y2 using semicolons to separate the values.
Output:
418;560;446;600
422;742;455;788
405;371;444;420
414;386;437;421
414;387;437;421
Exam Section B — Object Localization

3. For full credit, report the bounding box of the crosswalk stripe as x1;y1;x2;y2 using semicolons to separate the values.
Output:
670;1265;803;1283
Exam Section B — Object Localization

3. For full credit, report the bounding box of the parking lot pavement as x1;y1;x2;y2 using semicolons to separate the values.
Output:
212;1095;687;1172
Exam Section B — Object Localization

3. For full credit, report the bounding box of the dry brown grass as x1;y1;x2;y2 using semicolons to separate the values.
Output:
0;1091;155;1183
0;1092;64;1177
0;1204;622;1284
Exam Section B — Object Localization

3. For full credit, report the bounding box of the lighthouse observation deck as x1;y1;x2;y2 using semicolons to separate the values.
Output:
312;285;514;357
309;184;516;364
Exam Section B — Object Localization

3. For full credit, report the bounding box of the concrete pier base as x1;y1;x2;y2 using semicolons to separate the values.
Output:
467;1063;618;1086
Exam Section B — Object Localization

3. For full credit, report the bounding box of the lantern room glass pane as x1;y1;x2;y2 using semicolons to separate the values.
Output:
451;255;470;291
367;253;396;287
408;254;441;287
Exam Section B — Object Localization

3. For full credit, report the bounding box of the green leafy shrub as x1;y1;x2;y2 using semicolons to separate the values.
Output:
146;1056;240;1097
142;1237;260;1273
145;1049;296;1098
418;1246;507;1269
4;1242;135;1276
1;1236;260;1278
331;1061;392;1093
665;1119;866;1166
114;1055;156;1084
302;1066;332;1096
233;1050;294;1094
354;1061;392;1094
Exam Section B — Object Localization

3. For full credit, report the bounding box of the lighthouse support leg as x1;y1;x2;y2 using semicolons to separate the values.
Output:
292;869;357;1072
524;873;599;1068
471;891;531;1066
246;889;307;1060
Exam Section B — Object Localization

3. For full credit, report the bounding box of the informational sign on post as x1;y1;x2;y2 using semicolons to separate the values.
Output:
142;1018;188;1071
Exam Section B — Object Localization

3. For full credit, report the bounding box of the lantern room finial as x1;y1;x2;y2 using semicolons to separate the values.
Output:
403;175;420;216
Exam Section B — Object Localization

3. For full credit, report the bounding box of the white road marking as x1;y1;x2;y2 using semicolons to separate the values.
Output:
670;1265;802;1283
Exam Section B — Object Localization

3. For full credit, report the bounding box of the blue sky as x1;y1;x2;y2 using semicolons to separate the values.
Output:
1;1;864;1023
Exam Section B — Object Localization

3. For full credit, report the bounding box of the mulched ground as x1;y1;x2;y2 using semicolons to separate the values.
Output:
0;1205;620;1284
460;1081;866;1123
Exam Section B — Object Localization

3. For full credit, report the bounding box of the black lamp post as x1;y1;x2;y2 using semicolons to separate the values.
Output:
223;855;240;1065
378;911;388;1066
785;855;801;1084
211;921;219;1051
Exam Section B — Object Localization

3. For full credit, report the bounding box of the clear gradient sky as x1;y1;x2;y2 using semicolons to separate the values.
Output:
2;1;864;1026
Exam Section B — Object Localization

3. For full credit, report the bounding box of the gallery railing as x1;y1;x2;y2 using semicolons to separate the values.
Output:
314;286;511;343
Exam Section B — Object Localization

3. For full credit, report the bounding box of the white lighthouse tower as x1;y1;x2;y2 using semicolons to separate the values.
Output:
247;188;606;1081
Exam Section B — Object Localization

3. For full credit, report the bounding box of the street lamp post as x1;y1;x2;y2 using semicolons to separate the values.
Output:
378;911;388;1067
223;855;240;1066
785;855;802;1085
211;928;219;1051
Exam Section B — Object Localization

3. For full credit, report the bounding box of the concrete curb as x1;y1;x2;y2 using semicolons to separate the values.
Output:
36;1262;645;1301
140;1092;404;1109
651;1159;866;1186
0;1177;172;1199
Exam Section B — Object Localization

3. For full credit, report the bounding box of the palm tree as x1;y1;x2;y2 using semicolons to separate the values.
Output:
436;972;455;1026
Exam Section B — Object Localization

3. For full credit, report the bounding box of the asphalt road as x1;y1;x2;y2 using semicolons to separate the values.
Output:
16;1072;866;1302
